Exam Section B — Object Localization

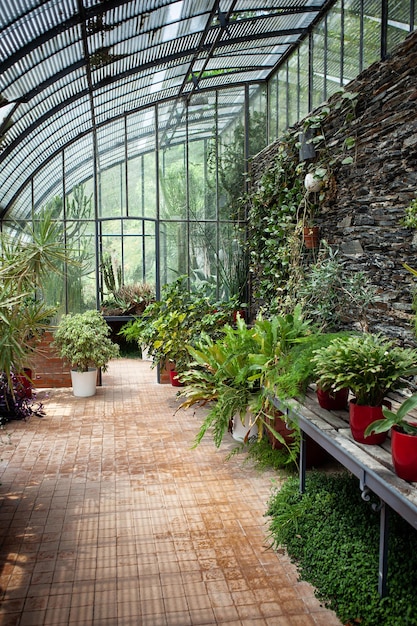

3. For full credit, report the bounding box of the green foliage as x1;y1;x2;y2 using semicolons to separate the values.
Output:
0;205;75;385
365;393;417;437
247;133;304;309
401;198;417;229
53;310;120;372
266;471;417;625
298;243;377;331
312;333;417;406
179;316;260;447
179;308;315;452
242;437;299;473
263;331;353;401
120;276;238;371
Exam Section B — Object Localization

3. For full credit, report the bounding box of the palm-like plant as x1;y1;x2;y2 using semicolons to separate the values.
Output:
0;206;74;385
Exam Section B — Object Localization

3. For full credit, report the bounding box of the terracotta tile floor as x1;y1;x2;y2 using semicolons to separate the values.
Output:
0;358;342;626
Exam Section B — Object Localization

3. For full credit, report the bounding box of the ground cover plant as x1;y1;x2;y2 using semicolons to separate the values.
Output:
266;471;417;625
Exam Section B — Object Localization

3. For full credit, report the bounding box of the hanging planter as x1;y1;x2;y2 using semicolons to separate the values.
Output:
304;172;323;193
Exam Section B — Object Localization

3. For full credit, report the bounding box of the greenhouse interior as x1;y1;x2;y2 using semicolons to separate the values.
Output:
1;1;417;625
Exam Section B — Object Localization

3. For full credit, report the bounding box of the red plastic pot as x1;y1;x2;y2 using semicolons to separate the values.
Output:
391;425;417;482
169;370;183;387
349;399;388;445
316;387;349;411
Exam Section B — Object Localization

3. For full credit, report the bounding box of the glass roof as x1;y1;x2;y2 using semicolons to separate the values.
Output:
0;0;330;212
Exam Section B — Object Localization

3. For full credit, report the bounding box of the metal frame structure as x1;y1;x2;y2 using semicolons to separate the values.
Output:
0;0;335;214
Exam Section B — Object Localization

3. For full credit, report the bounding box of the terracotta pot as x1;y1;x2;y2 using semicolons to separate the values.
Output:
266;411;295;450
316;387;349;410
303;225;320;249
349;399;388;445
391;425;417;481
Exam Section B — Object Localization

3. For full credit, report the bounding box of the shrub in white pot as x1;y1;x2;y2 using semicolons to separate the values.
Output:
53;310;120;397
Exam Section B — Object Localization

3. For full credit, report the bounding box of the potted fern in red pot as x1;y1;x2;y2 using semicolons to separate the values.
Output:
312;333;417;445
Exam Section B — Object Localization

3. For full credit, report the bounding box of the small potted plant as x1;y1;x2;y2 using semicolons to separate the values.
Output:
312;333;417;445
53;310;120;397
365;394;417;481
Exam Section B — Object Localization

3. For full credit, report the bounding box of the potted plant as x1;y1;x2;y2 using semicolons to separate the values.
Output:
179;307;312;458
178;316;261;446
364;394;417;481
312;333;417;444
53;310;120;397
120;276;239;384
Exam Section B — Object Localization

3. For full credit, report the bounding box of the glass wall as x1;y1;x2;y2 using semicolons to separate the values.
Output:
268;0;416;142
3;85;256;312
2;0;415;315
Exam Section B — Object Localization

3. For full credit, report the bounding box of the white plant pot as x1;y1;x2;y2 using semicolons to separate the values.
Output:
304;172;323;193
70;368;97;397
232;411;258;443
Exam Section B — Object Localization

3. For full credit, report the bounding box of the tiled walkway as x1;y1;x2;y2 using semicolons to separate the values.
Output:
0;358;341;626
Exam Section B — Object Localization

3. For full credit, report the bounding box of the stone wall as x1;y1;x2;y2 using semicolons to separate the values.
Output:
250;30;417;344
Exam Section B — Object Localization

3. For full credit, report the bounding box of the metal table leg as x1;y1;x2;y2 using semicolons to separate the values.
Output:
299;429;307;494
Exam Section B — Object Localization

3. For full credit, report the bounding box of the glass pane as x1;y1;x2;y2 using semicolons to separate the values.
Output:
268;74;278;143
64;135;94;205
5;184;32;222
121;219;156;286
248;85;268;158
158;100;187;221
127;108;156;219
312;24;326;107
298;40;310;119
277;65;288;136
363;2;381;68
66;224;96;314
217;88;245;221
98;163;125;218
325;3;342;104
218;222;248;303
188;139;215;221
34;155;63;216
159;221;188;285
344;0;362;80
387;1;412;53
287;53;299;127
189;221;217;293
127;152;157;218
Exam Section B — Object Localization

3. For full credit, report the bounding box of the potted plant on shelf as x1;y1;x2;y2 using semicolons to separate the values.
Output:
312;333;417;445
364;394;417;481
53;310;120;397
